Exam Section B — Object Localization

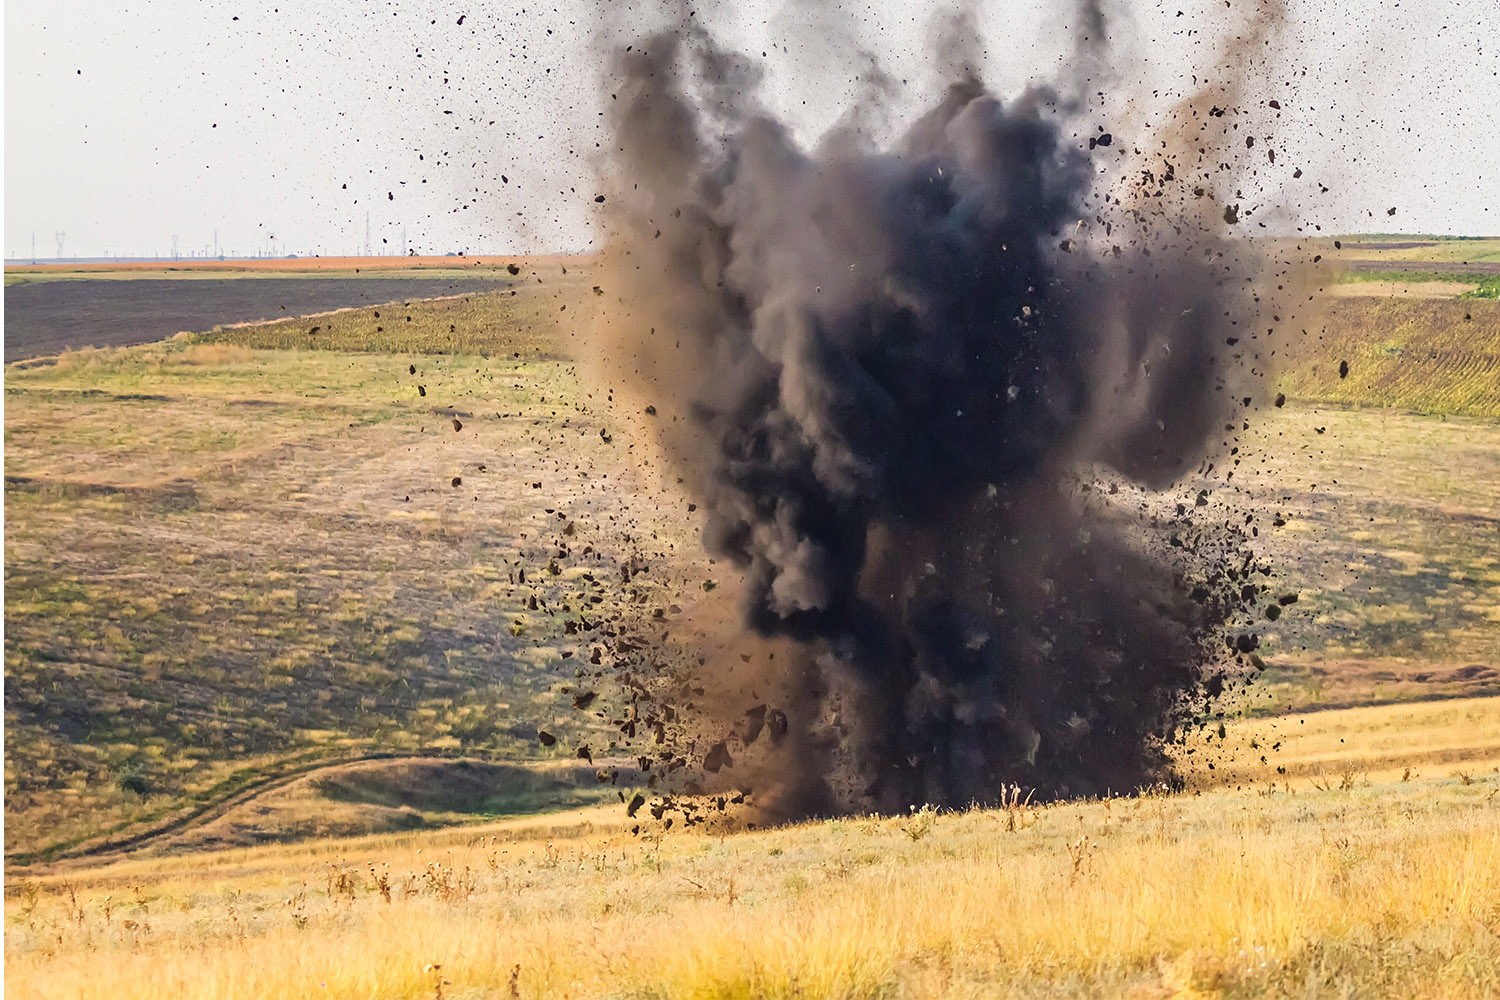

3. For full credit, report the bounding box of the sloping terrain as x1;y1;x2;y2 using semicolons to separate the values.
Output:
4;272;704;861
1274;297;1500;417
2;276;528;362
6;256;1498;864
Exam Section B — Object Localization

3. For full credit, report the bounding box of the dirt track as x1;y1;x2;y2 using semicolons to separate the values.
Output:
3;276;516;363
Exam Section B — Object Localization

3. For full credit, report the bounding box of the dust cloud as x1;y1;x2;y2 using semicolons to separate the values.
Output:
584;1;1314;819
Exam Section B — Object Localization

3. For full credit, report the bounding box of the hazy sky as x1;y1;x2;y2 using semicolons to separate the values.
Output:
5;0;1496;259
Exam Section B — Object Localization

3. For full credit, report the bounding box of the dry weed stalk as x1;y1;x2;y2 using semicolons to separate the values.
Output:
326;862;357;900
62;882;85;925
224;891;246;944
1309;763;1365;792
286;887;308;930
424;962;450;1000
17;882;40;929
369;863;393;903
422;858;478;904
999;784;1037;832
1067;817;1097;881
900;804;937;842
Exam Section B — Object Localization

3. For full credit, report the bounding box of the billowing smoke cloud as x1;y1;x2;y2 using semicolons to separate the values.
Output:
591;6;1295;816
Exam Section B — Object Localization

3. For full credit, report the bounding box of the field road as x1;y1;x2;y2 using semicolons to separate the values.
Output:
3;276;514;363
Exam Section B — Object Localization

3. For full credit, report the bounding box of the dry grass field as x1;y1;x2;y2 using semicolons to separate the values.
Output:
5;698;1498;1000
5;247;1499;998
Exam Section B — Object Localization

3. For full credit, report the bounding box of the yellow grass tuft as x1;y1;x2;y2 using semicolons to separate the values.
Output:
176;343;254;365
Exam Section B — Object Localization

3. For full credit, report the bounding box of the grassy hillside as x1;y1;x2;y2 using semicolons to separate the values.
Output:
3;297;697;860
188;262;594;355
1274;297;1500;417
6;698;1499;1000
1218;404;1500;710
1330;235;1500;265
6;262;1498;866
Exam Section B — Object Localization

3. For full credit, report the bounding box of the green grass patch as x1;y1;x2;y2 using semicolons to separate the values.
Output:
1460;276;1500;299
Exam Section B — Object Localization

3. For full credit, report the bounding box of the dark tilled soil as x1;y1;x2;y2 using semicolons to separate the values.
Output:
3;277;515;362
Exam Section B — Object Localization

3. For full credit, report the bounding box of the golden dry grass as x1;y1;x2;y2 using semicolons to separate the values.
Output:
175;343;256;365
8;699;1500;1000
6;698;1498;1000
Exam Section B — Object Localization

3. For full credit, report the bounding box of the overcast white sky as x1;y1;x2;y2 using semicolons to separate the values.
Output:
4;0;1496;259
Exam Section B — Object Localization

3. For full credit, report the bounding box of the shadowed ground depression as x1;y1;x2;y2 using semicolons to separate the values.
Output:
580;1;1317;821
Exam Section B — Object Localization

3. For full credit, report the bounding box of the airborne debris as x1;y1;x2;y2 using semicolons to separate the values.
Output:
587;20;1300;817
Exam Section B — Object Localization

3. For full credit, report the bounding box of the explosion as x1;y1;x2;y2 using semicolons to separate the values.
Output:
587;3;1309;818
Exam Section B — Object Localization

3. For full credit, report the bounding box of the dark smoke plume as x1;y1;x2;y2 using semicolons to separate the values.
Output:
592;7;1296;816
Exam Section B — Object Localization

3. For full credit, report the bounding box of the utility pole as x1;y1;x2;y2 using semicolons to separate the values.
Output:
31;232;36;265
364;212;371;257
214;229;220;258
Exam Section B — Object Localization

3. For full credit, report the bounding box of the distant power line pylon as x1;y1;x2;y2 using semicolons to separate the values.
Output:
54;232;66;259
